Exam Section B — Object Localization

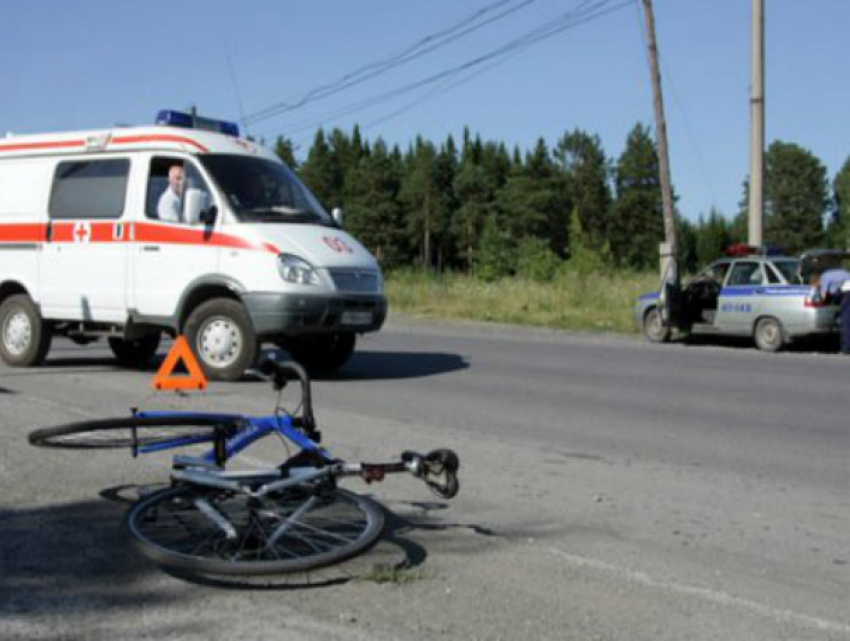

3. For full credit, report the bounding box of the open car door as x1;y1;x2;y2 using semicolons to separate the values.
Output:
799;249;850;285
658;256;681;327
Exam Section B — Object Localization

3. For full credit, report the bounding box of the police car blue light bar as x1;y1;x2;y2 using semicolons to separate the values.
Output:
156;110;240;137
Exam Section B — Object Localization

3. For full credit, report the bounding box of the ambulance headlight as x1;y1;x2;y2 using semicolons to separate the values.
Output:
277;254;320;286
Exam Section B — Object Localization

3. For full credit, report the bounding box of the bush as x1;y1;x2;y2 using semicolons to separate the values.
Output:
516;237;561;282
475;214;514;282
567;209;612;276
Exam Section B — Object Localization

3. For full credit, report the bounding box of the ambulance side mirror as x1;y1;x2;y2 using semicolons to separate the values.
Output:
332;207;344;227
184;189;217;226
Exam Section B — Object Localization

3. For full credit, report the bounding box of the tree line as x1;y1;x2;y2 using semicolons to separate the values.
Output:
273;124;850;278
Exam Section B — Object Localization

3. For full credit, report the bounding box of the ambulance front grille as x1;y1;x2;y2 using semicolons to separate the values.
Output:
328;269;380;294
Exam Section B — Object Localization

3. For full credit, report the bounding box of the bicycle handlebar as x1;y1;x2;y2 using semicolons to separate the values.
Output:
254;353;317;433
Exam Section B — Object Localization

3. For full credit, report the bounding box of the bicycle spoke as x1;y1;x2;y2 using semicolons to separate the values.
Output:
128;487;384;574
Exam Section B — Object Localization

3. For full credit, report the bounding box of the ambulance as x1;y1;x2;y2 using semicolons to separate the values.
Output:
0;111;387;380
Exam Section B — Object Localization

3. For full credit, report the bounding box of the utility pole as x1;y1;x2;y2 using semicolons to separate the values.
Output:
748;0;765;247
640;0;677;276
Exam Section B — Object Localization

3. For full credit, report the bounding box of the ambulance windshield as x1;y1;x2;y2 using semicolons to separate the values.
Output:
201;155;333;225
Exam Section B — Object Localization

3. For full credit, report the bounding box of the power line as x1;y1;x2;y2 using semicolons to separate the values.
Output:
244;0;539;126
263;0;633;143
224;38;249;136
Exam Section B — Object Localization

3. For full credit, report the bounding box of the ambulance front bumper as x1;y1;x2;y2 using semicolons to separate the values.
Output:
243;292;387;336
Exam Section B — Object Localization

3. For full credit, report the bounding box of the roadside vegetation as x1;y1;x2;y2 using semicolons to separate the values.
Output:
281;120;848;336
386;268;658;334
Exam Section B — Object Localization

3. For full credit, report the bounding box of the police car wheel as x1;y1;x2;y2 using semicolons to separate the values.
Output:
184;299;257;381
0;294;52;367
754;317;785;353
643;307;671;343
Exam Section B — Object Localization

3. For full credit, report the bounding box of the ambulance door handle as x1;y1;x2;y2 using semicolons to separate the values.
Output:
141;245;160;252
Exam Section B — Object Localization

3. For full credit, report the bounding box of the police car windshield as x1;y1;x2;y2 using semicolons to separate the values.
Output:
200;155;333;225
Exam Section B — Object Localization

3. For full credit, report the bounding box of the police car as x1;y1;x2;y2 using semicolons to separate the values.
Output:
633;246;847;352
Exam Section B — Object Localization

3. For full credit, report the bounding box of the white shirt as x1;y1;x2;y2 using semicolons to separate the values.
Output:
157;188;182;222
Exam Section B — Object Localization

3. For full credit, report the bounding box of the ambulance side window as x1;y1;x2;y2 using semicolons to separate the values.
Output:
146;157;212;225
49;159;130;219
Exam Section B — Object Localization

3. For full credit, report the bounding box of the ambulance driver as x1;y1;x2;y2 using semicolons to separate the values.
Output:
157;163;184;222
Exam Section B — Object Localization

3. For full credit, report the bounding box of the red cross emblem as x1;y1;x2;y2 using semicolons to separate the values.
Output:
322;236;354;253
73;221;91;243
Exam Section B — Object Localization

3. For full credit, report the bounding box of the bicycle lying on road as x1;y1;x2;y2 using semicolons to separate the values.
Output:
28;353;460;576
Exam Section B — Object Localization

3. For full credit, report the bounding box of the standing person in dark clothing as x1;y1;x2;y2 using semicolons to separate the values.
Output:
819;268;850;354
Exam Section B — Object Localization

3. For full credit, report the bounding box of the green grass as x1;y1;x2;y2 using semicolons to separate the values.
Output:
385;268;659;334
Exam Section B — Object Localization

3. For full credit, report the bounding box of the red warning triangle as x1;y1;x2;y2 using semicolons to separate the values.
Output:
151;336;208;391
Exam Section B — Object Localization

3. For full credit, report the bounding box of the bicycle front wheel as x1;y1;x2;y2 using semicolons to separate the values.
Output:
28;415;234;449
126;485;385;575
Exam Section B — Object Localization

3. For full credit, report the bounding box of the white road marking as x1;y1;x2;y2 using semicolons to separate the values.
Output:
545;547;850;635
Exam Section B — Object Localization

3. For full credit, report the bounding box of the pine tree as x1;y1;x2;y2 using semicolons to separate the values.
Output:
827;156;850;248
555;129;612;249
476;213;514;281
495;139;569;255
695;209;732;266
763;141;828;253
300;129;343;208
433;136;459;270
345;139;405;267
609;124;664;270
452;130;498;272
274;136;298;169
399;137;440;268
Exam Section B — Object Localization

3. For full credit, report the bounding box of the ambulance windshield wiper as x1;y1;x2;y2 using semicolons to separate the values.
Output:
240;207;322;223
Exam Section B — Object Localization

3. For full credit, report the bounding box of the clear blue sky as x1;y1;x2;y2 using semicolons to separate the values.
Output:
2;1;847;222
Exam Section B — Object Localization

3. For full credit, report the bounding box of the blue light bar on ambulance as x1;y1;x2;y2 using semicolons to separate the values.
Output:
156;110;240;137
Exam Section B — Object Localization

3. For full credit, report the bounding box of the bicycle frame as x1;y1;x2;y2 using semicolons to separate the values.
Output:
134;411;333;465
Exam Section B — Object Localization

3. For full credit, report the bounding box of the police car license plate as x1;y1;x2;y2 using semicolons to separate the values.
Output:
341;311;373;325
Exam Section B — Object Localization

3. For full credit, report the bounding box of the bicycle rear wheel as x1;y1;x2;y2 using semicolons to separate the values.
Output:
28;415;235;449
126;484;385;575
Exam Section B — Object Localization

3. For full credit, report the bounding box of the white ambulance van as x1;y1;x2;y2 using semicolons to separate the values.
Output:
0;111;387;380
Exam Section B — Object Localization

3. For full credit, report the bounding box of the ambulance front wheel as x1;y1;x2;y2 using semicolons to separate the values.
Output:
0;294;53;367
183;299;257;382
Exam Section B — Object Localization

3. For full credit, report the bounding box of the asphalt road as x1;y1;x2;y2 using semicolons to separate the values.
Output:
1;316;849;640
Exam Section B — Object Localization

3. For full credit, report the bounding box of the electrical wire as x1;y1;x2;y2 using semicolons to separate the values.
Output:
244;0;539;126
263;0;633;142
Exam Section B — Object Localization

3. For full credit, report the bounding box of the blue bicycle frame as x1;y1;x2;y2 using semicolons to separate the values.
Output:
135;411;332;464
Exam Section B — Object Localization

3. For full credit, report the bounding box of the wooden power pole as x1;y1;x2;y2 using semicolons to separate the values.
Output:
748;0;765;247
640;0;677;274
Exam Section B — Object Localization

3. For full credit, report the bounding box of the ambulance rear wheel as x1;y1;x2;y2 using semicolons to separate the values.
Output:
109;332;161;368
184;299;257;382
0;294;52;367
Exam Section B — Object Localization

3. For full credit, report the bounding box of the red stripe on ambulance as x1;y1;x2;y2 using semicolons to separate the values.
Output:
0;223;48;242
